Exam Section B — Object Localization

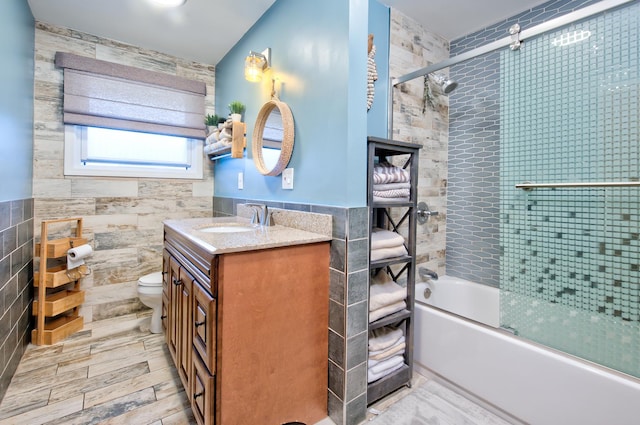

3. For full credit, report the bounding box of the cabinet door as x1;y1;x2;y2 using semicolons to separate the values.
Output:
191;349;214;425
161;293;169;333
167;256;181;364
192;281;216;374
177;267;194;398
162;250;171;344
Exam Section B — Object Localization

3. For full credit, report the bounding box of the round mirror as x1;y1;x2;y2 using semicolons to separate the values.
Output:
252;99;294;176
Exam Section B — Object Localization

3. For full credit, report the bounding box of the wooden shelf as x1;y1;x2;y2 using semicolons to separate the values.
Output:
30;314;84;346
34;264;75;288
207;146;232;160
35;237;88;258
33;290;84;317
207;121;246;161
33;217;86;345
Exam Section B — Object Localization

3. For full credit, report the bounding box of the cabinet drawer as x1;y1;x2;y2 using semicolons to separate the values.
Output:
192;281;216;374
191;350;215;425
167;256;181;363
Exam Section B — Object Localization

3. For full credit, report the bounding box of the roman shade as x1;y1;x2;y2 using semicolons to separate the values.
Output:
55;52;207;139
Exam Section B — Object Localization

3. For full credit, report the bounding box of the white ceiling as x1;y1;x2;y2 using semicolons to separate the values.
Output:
27;0;550;65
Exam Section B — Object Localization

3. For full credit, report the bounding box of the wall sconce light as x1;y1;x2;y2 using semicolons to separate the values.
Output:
244;48;271;82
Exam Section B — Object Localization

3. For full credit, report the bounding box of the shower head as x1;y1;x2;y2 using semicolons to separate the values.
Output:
431;73;458;94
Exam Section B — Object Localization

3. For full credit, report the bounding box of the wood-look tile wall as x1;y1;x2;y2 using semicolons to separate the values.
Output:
389;9;449;275
32;22;216;324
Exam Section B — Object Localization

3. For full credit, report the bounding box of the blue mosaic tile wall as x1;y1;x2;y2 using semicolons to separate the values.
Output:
500;2;640;378
446;0;615;286
447;54;501;286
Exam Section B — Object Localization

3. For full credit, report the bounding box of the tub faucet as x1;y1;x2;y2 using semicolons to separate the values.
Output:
245;203;275;226
418;267;438;282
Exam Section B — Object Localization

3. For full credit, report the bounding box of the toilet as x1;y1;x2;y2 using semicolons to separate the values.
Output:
137;272;164;333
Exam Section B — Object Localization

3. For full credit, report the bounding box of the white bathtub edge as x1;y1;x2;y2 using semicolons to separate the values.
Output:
415;304;640;425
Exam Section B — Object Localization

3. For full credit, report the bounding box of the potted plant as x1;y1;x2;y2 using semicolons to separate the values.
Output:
228;101;245;122
205;114;219;133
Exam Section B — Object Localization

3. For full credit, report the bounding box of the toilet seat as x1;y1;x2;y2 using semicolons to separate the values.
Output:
138;271;163;287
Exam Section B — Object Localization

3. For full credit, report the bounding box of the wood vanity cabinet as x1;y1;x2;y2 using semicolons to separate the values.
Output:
163;226;329;425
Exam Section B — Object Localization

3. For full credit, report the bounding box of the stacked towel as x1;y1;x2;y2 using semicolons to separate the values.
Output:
371;228;408;262
369;270;407;323
203;118;234;154
368;326;406;383
373;162;410;201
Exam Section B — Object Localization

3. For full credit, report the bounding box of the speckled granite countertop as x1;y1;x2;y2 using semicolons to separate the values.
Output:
164;215;332;255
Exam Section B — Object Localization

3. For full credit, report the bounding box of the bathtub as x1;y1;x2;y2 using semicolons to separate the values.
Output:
414;275;640;425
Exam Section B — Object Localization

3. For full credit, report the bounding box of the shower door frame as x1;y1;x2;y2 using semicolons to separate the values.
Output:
387;0;635;139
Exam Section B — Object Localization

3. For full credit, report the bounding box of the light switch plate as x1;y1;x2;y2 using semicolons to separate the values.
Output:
282;168;294;190
238;172;244;190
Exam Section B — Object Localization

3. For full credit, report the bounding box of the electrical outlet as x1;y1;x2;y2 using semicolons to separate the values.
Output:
238;172;244;190
282;168;294;190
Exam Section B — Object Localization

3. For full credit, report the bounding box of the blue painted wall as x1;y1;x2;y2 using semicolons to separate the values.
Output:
367;0;390;138
0;1;34;202
214;0;371;207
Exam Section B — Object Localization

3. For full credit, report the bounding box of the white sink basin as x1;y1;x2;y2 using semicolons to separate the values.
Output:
197;223;258;233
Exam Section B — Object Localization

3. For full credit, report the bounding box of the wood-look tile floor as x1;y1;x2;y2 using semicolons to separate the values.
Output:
0;311;194;425
0;311;509;425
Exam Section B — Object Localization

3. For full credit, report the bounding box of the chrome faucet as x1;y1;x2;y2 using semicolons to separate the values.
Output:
245;203;275;226
418;267;438;282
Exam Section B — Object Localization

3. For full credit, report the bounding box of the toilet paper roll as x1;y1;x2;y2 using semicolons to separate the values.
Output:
67;244;93;269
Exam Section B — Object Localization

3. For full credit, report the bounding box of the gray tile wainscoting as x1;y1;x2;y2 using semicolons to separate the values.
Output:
0;198;34;401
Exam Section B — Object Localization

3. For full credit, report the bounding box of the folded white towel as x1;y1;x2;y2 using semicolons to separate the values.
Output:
369;335;405;356
370;271;406;311
373;195;409;203
369;338;406;361
373;188;411;199
371;228;405;250
369;300;406;323
368;354;404;375
373;182;411;191
369;326;403;351
367;357;405;383
370;245;408;262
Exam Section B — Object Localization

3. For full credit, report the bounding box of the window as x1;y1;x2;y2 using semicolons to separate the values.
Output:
64;125;203;179
55;52;207;179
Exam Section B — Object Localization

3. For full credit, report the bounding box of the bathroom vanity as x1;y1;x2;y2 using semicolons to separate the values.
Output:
162;217;330;425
